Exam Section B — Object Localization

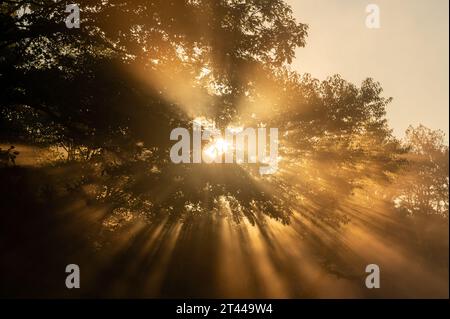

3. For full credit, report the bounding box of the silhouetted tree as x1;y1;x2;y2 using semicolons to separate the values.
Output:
0;1;405;226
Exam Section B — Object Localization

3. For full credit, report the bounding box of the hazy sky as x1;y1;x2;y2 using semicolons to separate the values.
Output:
286;0;449;140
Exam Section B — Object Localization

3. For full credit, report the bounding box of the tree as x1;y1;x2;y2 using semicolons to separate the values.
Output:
0;0;405;227
393;125;449;217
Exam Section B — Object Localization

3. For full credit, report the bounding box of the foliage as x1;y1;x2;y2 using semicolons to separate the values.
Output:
0;0;447;226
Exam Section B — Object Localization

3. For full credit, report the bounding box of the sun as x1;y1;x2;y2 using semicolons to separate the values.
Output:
203;138;230;161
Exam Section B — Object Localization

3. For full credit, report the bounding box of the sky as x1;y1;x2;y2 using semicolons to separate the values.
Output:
286;0;449;141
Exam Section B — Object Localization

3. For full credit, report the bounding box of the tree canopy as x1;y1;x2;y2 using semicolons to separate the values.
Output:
0;0;446;226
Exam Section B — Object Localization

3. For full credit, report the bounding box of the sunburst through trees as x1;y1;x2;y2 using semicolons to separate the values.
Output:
0;1;448;298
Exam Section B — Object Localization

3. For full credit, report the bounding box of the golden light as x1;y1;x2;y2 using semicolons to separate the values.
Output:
203;138;230;161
